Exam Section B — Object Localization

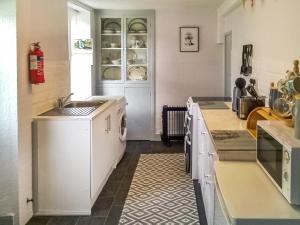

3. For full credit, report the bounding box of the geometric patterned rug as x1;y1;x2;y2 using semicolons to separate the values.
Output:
119;154;200;225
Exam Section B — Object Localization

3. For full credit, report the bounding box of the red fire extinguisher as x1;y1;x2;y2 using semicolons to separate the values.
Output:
29;42;45;84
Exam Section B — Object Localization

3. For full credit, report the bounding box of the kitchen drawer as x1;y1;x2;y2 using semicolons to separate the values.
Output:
198;148;207;185
203;175;215;225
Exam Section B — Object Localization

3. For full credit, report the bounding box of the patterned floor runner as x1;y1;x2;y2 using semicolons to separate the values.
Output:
119;154;200;225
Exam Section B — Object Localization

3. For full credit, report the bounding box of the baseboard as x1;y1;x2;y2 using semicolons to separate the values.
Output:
34;210;90;216
0;214;14;225
150;133;161;141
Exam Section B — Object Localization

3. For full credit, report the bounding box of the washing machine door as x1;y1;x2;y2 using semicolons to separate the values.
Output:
119;111;127;142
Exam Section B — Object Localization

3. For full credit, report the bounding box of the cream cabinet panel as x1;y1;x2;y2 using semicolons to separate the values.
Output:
125;87;151;140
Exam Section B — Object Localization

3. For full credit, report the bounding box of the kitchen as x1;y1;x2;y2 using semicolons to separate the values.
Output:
1;0;300;225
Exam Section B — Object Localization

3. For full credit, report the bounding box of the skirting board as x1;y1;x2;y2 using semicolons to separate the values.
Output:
0;215;14;225
34;210;90;216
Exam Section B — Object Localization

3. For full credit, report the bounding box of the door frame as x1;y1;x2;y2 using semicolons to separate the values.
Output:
224;31;232;98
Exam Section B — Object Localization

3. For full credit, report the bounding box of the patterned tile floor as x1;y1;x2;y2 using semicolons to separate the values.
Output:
26;141;206;225
119;154;200;224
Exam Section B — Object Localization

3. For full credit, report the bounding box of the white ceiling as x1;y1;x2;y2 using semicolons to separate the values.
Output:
78;0;226;10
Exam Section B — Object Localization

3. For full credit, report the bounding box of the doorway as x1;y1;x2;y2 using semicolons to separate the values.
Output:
224;32;232;97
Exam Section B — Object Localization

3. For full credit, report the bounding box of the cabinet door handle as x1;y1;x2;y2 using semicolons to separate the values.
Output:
201;131;208;135
206;181;215;185
105;117;108;132
209;152;216;156
205;174;213;178
108;115;111;132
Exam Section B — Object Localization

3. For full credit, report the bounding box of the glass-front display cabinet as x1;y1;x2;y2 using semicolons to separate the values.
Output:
100;17;123;81
98;15;151;83
126;18;148;81
96;11;154;140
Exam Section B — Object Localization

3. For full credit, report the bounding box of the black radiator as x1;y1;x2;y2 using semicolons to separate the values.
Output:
161;105;187;146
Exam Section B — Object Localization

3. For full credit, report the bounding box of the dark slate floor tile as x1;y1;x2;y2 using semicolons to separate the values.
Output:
92;197;114;217
119;175;134;191
104;206;124;225
108;169;125;182
76;217;105;225
26;216;51;225
47;216;79;225
99;181;121;198
113;188;129;205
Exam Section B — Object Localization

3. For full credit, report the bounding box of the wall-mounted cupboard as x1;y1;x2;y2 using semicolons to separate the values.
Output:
96;10;155;140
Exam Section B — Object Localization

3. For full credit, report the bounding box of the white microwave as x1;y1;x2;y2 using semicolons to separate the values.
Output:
257;121;300;205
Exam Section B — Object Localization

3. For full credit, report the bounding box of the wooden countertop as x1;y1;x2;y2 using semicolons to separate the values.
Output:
215;161;300;225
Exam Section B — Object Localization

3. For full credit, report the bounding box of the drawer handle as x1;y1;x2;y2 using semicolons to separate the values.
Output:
201;131;208;135
205;174;213;178
209;152;216;156
206;181;215;185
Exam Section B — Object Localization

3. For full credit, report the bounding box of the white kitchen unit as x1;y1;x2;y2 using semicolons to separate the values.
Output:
88;96;127;167
192;98;247;225
196;108;218;225
32;97;124;215
186;97;201;180
215;161;300;225
95;10;155;140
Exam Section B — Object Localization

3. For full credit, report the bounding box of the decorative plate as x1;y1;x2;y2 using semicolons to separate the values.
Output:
103;19;121;32
103;29;114;34
103;67;121;80
127;18;147;33
128;66;147;81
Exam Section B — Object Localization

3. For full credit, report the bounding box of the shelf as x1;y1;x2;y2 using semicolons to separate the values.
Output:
127;64;147;67
101;48;122;50
101;64;122;67
127;48;147;50
127;33;148;36
101;33;121;36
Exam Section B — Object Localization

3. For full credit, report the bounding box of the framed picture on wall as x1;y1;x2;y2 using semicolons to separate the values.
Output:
180;26;199;52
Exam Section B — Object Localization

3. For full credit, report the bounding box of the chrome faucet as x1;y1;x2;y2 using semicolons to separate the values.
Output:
57;93;74;109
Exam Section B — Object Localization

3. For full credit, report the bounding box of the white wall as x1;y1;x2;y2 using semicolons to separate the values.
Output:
222;0;300;102
155;6;223;133
30;0;70;115
16;0;69;224
0;0;19;224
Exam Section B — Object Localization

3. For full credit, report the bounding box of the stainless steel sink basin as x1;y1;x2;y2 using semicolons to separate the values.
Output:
64;101;107;108
39;100;107;116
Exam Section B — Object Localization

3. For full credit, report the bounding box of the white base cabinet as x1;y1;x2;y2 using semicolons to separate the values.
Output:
33;102;119;215
91;104;117;201
196;108;220;225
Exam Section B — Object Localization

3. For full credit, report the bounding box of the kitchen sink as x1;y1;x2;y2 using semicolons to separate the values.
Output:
39;100;107;116
64;100;107;108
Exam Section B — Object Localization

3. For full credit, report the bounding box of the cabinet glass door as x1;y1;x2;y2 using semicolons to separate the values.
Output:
100;18;123;81
126;17;148;81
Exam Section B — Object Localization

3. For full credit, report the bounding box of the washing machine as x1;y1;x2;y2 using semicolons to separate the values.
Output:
116;97;127;164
